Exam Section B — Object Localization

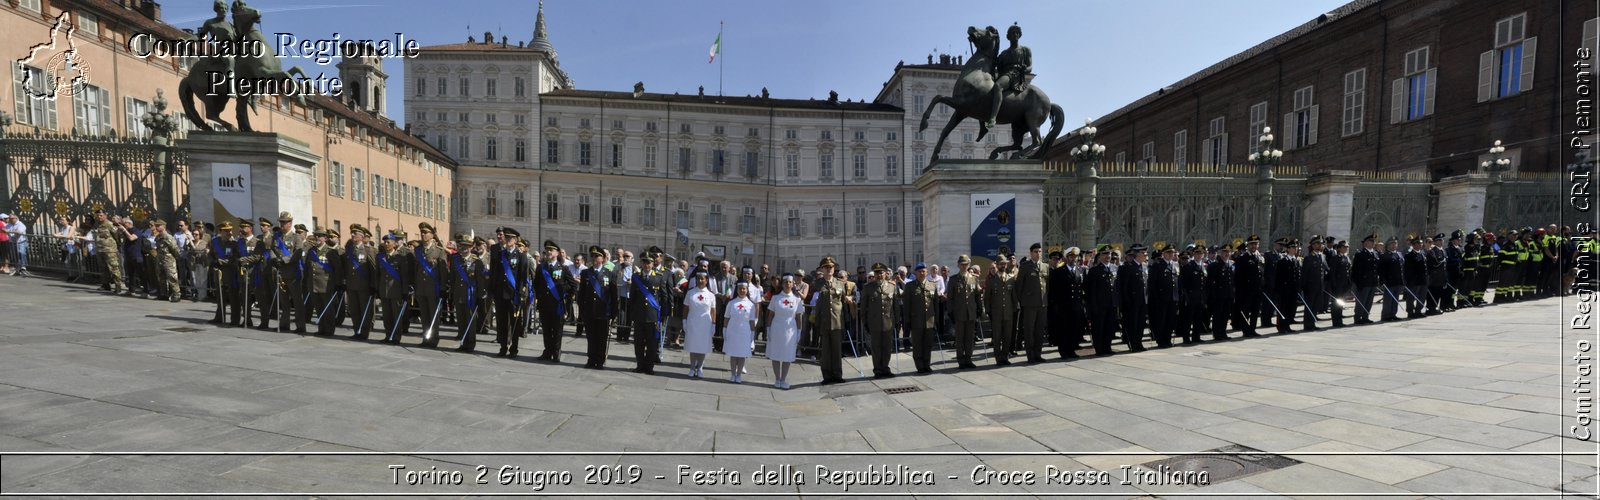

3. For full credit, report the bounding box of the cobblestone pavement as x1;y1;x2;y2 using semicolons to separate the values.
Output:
0;275;1591;497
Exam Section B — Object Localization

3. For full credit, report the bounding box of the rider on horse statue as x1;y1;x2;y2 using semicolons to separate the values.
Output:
984;23;1032;131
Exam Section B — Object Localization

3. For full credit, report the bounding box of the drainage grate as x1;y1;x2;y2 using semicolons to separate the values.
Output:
882;386;923;395
163;327;201;333
1137;445;1299;485
1184;351;1223;357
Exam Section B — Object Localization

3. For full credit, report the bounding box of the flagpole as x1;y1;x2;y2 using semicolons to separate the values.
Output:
718;20;724;99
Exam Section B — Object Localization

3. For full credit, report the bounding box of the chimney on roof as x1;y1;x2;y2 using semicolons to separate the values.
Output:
140;0;161;20
483;31;493;44
760;87;768;99
501;36;508;46
467;34;475;43
827;91;838;105
518;41;525;48
939;53;950;64
698;86;704;96
927;54;933;64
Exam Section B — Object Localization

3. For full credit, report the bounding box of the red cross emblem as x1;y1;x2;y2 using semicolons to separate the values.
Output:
782;299;792;307
696;293;705;302
737;303;746;310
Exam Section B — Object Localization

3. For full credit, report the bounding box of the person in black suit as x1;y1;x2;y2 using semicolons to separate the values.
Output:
1403;237;1429;318
489;228;531;358
1300;237;1328;332
1378;237;1406;321
1085;245;1119;356
1261;239;1284;329
1232;236;1264;337
579;246;614;369
1147;245;1180;348
1327;240;1352;327
1273;239;1303;333
1179;244;1207;344
1352;235;1381;324
1048;249;1087;359
1118;244;1150;352
1206;244;1236;340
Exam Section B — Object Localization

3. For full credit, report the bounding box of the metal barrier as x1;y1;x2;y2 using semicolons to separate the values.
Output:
12;234;95;278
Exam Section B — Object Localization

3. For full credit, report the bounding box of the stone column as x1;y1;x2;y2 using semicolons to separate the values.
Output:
1076;161;1099;248
1434;173;1492;233
178;131;319;225
1302;170;1361;242
914;159;1053;268
1256;165;1275;240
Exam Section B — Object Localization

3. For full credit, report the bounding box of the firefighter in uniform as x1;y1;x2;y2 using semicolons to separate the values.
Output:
946;255;981;368
862;263;900;378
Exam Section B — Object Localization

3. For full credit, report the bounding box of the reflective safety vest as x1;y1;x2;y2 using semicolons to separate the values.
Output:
1528;240;1544;262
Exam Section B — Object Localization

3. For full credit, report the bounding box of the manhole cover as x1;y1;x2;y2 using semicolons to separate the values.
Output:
882;386;922;395
164;327;201;333
1138;445;1299;485
1184;351;1223;357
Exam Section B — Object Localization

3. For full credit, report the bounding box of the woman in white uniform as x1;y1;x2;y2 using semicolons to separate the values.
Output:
723;282;758;383
682;270;717;378
765;274;804;389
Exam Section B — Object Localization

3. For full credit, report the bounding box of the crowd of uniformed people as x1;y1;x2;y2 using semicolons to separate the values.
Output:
75;208;1593;388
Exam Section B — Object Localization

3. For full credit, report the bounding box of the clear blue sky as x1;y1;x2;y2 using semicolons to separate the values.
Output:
164;0;1351;127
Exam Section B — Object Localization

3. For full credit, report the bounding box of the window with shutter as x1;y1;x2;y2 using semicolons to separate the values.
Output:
1248;102;1267;155
1342;69;1366;136
1173;130;1187;168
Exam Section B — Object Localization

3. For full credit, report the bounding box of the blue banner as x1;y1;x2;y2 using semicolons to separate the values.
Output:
970;194;1017;262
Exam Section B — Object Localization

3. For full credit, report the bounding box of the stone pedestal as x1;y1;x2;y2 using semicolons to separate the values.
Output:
1302;170;1361;242
914;160;1052;268
178;132;319;226
1435;173;1492;233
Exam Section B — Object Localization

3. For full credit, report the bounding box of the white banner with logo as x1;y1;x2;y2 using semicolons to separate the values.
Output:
211;162;252;225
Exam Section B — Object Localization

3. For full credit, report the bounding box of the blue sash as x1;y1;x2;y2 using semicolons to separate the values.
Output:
540;265;564;316
633;272;661;323
275;235;289;260
453;254;476;310
378;253;402;282
415;246;440;295
308;248;332;273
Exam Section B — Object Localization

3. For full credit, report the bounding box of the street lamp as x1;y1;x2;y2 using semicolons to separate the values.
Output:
1480;139;1511;179
1249;126;1284;168
1069;118;1106;167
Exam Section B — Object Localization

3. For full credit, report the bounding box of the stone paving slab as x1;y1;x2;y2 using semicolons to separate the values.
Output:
0;276;1588;497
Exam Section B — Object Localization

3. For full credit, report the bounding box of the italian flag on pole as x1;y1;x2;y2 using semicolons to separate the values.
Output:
708;31;721;63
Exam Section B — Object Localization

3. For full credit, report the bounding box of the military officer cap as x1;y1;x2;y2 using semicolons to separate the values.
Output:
277;211;293;223
501;227;521;238
819;256;837;268
646;245;664;259
393;229;408;239
1162;244;1178;254
204;222;216;232
957;254;971;265
1029;243;1043;251
872;263;888;272
1246;234;1261;244
294;224;307;233
1432;233;1445;241
191;219;203;227
589;245;605;258
312;227;327;237
1096;244;1113;254
151;219;167;227
1048;250;1063;259
237;217;253;226
1363;234;1376;242
455;233;473;245
1334;240;1348;248
258;217;273;226
1216;243;1233;252
218;221;234;231
1184;243;1198;252
327;228;341;239
1310;234;1321;243
544;239;560;252
1273;237;1288;247
473;237;488;245
1285;238;1300;247
1066;247;1081;256
1450;230;1464;240
1127;243;1148;254
1409;237;1423;244
349;223;368;237
914;262;927;271
419;222;435;233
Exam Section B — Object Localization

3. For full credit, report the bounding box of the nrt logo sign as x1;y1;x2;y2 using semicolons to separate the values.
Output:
217;175;246;189
973;198;992;207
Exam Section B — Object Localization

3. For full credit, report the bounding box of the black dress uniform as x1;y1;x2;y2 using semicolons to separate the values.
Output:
1446;233;1466;308
490;232;531;358
1327;245;1352;327
534;240;571;362
1178;249;1207;344
1403;242;1429;318
1300;242;1327;331
1379;242;1406;320
1232;238;1264;336
1085;250;1119;355
1117;246;1149;351
631;248;671;374
1425;238;1447;314
210;229;247;326
450;238;489;352
1050;253;1086;358
1147;250;1180;348
1261;245;1282;329
1205;248;1236;340
579;246;614;369
1273;242;1302;333
1352;238;1381;323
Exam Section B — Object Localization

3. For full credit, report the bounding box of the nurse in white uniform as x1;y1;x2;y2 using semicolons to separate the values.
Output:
765;274;804;389
682;270;717;378
723;282;758;383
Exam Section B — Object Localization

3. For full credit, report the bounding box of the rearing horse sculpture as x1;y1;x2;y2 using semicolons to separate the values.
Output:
918;26;1064;167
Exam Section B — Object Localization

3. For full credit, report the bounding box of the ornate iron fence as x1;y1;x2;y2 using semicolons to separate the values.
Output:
0;132;189;233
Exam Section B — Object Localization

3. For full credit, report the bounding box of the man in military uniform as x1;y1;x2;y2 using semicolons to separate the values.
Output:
984;254;1019;364
1424;234;1447;314
1232;236;1264;336
631;246;671;374
1446;231;1466;309
344;225;379;338
812;256;849;384
376;231;413;344
1205;244;1236;340
208;222;245;325
1118;244;1150;351
488;229;528;357
1327;240;1352;328
1463;232;1485;306
411;223;449;347
1086;245;1119;355
244;218;276;328
534;240;571;362
1050;248;1086;358
946;255;981;368
1015;243;1050;363
1179;244;1207;344
152;220;182;303
862;263;900;378
1352;235;1381;324
904;263;940;374
579;245;614;369
264;212;306;333
1300;237;1327;332
1403;237;1429;318
449;235;488;352
303;228;340;335
1147;244;1180;348
92;210;128;294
